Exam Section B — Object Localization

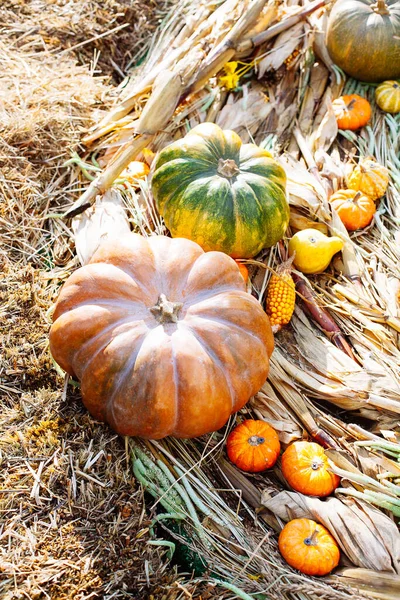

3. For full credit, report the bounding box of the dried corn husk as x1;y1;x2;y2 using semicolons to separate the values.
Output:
331;568;400;600
257;22;304;76
72;189;130;266
251;381;303;446
216;85;271;139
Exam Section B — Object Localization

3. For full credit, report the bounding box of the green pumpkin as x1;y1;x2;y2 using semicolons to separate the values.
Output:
326;0;400;83
151;123;288;258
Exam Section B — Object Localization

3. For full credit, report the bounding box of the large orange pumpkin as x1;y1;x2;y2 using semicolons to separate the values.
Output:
49;234;274;439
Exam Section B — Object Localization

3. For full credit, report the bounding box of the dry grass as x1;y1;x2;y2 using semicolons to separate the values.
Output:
0;0;173;81
2;0;400;598
0;1;182;598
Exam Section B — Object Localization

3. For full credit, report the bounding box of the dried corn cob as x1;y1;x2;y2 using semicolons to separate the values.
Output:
266;257;296;333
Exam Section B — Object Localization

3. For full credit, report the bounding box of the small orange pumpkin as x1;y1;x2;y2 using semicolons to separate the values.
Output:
281;441;340;497
279;518;340;576
234;261;249;283
330;189;376;231
226;419;280;473
332;94;371;130
120;160;150;183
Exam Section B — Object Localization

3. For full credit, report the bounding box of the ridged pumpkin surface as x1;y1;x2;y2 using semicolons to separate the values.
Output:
49;234;274;439
279;518;340;576
151;123;289;258
375;80;400;114
346;157;389;200
326;0;400;83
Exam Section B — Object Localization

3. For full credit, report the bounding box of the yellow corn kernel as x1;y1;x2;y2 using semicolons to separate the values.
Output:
266;260;296;333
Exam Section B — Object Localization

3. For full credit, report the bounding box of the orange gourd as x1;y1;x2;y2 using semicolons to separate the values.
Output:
49;234;274;439
332;95;371;130
279;518;340;576
347;157;389;201
330;189;376;231
281;441;340;497
121;160;150;183
226;420;280;473
234;261;249;284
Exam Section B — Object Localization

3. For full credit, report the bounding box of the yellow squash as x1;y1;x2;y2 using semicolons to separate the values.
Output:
375;81;400;114
288;229;343;275
346;157;389;201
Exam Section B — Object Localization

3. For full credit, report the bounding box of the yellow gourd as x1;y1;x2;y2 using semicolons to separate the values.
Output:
288;230;343;275
346;157;389;201
375;81;400;114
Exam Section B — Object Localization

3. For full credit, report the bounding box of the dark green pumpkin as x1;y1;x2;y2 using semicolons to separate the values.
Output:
151;123;288;258
326;0;400;83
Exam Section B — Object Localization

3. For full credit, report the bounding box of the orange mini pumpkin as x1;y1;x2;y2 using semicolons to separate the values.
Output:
281;441;340;497
226;419;280;473
235;261;249;284
330;189;376;231
121;160;150;183
279;518;340;576
332;94;371;130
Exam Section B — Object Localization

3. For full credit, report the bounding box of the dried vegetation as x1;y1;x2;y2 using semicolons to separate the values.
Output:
3;0;400;598
0;1;181;598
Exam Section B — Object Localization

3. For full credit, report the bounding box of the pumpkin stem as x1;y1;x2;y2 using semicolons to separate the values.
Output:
311;459;323;471
217;158;240;178
371;1;390;14
150;294;183;324
304;528;319;547
353;191;363;203
248;435;265;446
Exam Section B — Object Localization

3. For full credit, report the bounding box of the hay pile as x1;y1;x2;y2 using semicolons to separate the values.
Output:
0;2;182;598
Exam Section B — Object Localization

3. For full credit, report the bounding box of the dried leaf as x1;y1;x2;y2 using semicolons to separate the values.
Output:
278;154;330;219
289;208;329;234
331;568;400;600
251;381;303;446
257;22;304;76
216;85;271;139
72;189;131;266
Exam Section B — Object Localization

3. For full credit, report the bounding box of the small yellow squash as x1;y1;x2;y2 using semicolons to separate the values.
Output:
288;229;343;275
346;157;389;201
375;81;400;114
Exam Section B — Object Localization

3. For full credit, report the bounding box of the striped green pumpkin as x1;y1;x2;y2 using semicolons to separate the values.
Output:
151;123;289;258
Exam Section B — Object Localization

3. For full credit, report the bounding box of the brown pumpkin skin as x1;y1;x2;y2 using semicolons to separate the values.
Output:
279;518;340;576
330;189;376;231
226;420;280;473
49;234;274;440
332;95;371;131
281;441;340;497
326;0;400;83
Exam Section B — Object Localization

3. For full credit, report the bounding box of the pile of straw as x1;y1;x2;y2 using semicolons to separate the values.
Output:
0;2;183;598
